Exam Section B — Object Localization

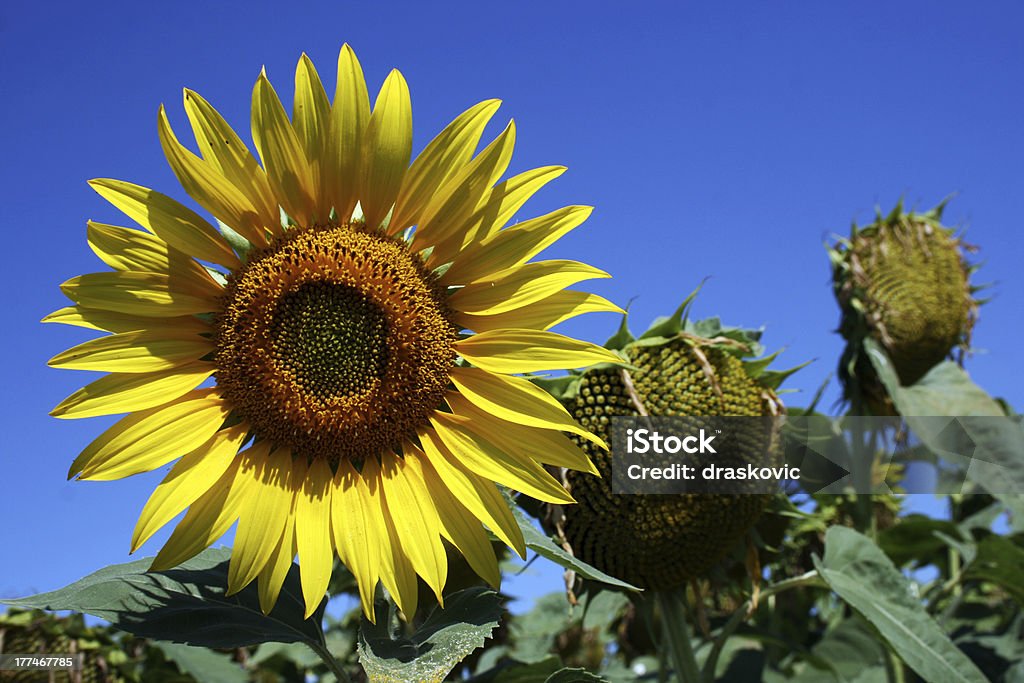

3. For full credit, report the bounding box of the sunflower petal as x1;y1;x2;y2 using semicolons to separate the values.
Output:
419;453;501;587
332;460;382;622
252;70;316;227
183;89;280;235
131;423;250;552
150;457;251;571
48;330;213;373
457;291;623;333
295;458;333;619
414;121;516;254
448;260;609;316
51;363;215;419
259;513;297;615
390;99;501;233
293;54;332;220
448;366;605;448
87;222;220;293
362;458;419;618
61;272;217;317
69;388;229;481
430;412;574;504
360;70;412;230
158;106;269;247
443;205;593;285
456;328;623;374
381;451;446;604
41;306;209;334
89;178;240;269
418;427;526;557
446;392;598;475
429;166;566;264
228;445;293;595
326;44;370;223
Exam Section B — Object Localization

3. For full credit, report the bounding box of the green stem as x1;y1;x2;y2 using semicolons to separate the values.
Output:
701;571;826;683
656;588;701;683
886;649;907;683
308;639;354;683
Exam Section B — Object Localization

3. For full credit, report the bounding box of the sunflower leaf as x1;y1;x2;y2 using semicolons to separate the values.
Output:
357;587;501;683
0;547;325;649
813;526;988;683
507;497;641;593
152;641;248;683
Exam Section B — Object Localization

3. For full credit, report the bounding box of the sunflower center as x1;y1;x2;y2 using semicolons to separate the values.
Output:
214;224;457;462
270;282;389;402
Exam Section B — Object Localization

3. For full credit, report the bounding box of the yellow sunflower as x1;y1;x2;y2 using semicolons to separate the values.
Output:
45;45;622;621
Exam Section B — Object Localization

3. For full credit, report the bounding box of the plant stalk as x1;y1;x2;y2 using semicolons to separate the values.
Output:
655;588;701;683
308;639;354;683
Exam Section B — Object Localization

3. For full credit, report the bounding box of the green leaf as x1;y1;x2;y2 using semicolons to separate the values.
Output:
509;502;641;593
0;548;325;649
491;656;562;682
545;668;609;682
152;642;248;683
964;535;1024;605
358;587;501;683
814;526;988;683
786;618;888;683
865;340;1024;498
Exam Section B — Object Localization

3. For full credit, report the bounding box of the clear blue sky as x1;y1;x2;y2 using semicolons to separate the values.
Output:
1;2;1021;608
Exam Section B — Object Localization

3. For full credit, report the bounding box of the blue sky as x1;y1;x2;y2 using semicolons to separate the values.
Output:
1;1;1021;611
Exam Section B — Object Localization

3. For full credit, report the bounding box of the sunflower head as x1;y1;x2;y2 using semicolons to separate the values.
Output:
45;45;624;621
541;294;794;591
829;200;980;414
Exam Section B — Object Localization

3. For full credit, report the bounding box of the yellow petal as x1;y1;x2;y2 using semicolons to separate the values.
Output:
331;460;382;622
293;54;332;221
295;458;333;619
380;451;447;604
446;392;598;475
429;166;566;265
457;291;623;333
70;388;229;481
252;71;316;227
51;362;216;419
390;99;501;233
443;206;593;285
89;178;240;269
158;106;268;247
362;458;419;619
228;445;294;595
182;89;280;235
87;222;221;293
150;456;251;571
429;412;574;504
42;306;209;335
49;330;213;373
419;452;501;587
60;272;217;317
131;423;250;552
360;70;412;230
448;260;609;316
413;121;516;253
448;366;604;448
259;512;297;615
456;328;623;374
325;44;370;223
418;426;525;557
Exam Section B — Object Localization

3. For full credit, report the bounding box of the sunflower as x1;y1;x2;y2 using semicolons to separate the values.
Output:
45;45;623;621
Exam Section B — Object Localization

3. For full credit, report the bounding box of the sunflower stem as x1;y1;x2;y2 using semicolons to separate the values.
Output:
308;639;354;683
655;588;700;683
